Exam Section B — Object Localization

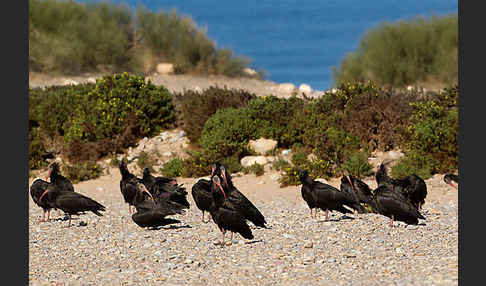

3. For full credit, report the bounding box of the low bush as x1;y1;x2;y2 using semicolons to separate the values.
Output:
199;107;260;163
136;151;160;172
340;150;374;179
242;163;265;176
173;86;256;143
390;151;434;179
392;85;458;175
160;158;184;177
271;156;291;171
61;161;104;183
29;73;176;166
332;13;458;87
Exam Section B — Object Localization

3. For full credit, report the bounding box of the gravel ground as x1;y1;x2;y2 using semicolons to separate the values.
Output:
29;171;458;286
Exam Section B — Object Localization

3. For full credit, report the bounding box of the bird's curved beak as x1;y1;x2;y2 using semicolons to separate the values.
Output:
45;169;52;181
139;184;155;202
215;180;226;199
39;189;50;202
449;183;458;190
346;175;355;190
221;172;229;189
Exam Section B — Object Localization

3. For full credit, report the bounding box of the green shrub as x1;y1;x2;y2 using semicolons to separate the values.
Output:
332;13;458;87
278;166;302;187
220;155;243;174
340;150;374;179
136;151;159;172
160;158;184;177
180;150;214;178
242;163;265;176
173;86;256;143
64;73;175;143
199;107;260;163
247;96;305;146
390;151;433;179
398;85;458;174
29;73;176;164
29;127;49;170
271;156;291;171
61;161;104;183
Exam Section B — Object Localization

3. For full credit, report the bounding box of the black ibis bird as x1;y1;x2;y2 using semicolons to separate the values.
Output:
131;183;184;229
299;170;360;221
443;174;459;190
119;161;145;215
339;174;373;213
46;162;74;192
192;178;213;223
212;164;267;228
30;178;59;222
375;163;427;210
371;185;425;227
37;186;106;227
142;167;177;191
339;173;369;214
209;176;254;246
142;168;190;209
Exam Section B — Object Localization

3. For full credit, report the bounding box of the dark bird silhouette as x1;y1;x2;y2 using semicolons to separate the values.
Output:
339;174;369;214
131;183;184;229
30;178;60;222
443;173;459;190
375;163;427;210
209;176;254;246
38;187;106;227
191;178;213;223
371;185;425;227
213;164;267;228
142;168;190;209
299;170;360;221
119;161;146;215
46;162;74;192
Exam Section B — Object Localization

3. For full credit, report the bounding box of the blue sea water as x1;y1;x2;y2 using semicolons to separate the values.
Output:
80;0;457;91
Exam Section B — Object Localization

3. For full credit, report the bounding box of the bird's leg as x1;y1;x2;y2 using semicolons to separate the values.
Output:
325;209;329;221
418;202;422;211
40;209;46;222
202;211;209;223
221;229;226;247
67;215;72;228
389;215;394;227
310;208;313;218
47;209;51;221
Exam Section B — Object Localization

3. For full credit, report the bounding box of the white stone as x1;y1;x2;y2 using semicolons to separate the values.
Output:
240;156;268;167
162;151;173;157
160;132;169;141
281;149;291;155
62;78;78;85
299;84;312;94
248;138;278;155
156;63;174;74
244;67;258;76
